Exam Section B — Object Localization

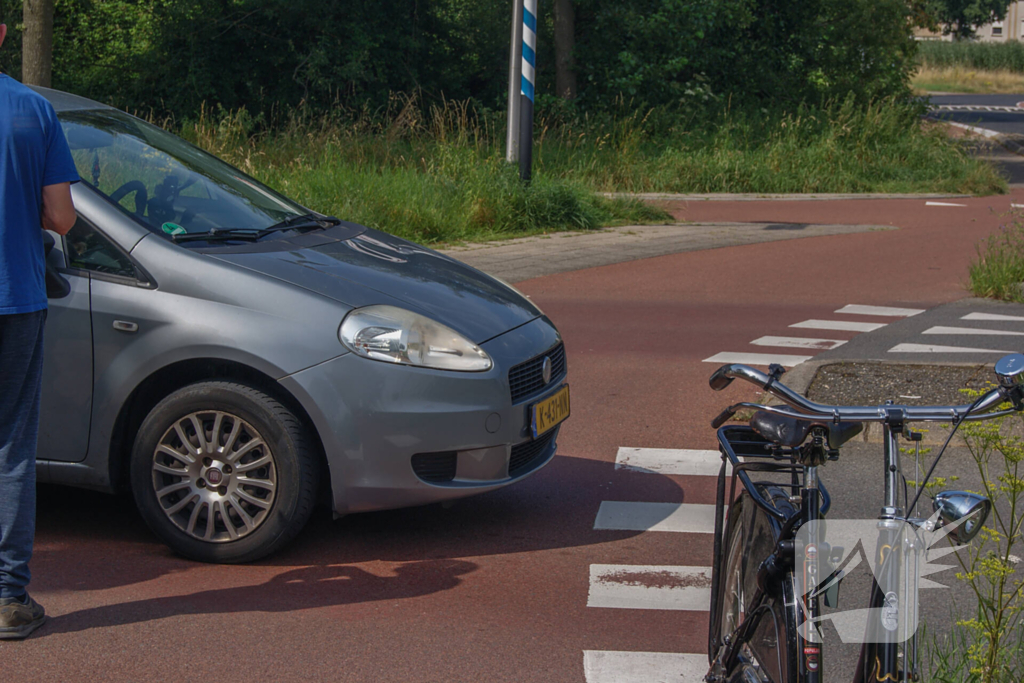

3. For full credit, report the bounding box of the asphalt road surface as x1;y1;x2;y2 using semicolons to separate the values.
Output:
8;190;1024;681
928;93;1024;137
928;92;1024;184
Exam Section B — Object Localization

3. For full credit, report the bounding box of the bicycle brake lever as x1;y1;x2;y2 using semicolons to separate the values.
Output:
763;363;786;393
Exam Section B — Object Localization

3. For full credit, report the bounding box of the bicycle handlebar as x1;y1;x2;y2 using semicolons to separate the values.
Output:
709;362;1015;424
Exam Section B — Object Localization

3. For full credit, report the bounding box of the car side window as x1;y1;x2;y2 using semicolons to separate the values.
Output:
65;218;138;280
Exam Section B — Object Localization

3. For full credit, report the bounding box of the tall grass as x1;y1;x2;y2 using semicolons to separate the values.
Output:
969;216;1024;302
919;41;1024;73
166;95;1004;245
536;98;1002;195
174;99;666;245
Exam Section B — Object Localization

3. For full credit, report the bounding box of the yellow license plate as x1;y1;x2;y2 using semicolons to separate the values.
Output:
531;385;570;438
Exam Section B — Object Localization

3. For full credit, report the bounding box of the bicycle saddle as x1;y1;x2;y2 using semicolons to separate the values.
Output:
750;410;863;449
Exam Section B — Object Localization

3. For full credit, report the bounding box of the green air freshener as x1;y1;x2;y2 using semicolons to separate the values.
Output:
161;222;187;236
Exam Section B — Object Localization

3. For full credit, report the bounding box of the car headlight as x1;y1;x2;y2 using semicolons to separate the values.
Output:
339;305;492;372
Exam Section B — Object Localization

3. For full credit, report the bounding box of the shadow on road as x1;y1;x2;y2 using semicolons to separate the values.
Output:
29;452;690;610
46;559;476;635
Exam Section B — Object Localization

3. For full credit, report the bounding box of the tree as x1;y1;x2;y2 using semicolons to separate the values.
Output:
22;0;54;86
553;0;576;100
930;0;1014;39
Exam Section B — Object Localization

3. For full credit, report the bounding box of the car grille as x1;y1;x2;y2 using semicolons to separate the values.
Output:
508;343;566;404
509;430;557;477
411;451;457;483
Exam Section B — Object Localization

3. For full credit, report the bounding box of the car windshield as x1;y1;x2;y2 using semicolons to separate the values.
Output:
58;109;307;238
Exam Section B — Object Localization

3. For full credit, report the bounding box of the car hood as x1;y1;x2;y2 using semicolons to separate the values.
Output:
207;227;542;343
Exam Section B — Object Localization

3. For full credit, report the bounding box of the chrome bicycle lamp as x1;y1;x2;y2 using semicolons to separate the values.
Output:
933;491;992;544
995;353;1024;389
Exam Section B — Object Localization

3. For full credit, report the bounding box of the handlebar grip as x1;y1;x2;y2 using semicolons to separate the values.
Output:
711;407;737;429
709;366;734;391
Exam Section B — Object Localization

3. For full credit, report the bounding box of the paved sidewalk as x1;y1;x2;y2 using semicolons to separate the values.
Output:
441;221;893;283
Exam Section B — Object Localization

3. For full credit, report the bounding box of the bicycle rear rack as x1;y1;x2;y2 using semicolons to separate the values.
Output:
715;425;831;526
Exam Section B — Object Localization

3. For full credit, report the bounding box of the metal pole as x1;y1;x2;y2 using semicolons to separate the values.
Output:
506;0;524;163
518;0;537;182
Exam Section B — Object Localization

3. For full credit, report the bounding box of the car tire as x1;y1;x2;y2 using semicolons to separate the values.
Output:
130;381;317;563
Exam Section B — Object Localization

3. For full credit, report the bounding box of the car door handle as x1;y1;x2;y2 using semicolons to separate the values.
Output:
112;320;139;333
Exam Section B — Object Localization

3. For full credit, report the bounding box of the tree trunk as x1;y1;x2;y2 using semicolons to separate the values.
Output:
22;0;55;87
553;0;577;100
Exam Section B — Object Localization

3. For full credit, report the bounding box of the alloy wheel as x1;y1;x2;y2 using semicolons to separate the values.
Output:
151;410;277;543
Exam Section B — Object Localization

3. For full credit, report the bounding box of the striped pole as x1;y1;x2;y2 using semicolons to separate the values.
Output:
505;0;523;164
518;0;537;182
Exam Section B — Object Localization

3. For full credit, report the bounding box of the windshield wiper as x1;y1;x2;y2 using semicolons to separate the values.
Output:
171;228;262;243
169;215;342;243
256;213;341;237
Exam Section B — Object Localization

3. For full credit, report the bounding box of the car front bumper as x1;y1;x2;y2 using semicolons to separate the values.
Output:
280;316;566;514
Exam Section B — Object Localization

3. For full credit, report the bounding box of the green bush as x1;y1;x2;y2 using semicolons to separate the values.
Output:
0;0;917;121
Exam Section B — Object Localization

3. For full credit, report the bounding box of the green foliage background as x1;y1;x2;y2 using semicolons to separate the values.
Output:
0;0;918;121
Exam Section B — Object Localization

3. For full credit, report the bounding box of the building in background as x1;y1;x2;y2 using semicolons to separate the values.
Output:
915;2;1024;41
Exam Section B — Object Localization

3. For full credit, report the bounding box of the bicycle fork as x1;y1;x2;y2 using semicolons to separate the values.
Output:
799;466;823;682
852;419;918;683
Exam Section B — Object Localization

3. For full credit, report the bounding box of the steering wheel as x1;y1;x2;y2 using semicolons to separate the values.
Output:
147;173;187;225
109;181;148;217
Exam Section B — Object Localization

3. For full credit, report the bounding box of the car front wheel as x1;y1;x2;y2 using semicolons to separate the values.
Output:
130;381;317;563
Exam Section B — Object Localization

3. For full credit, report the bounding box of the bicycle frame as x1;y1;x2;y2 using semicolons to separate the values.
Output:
708;420;918;683
705;357;1024;683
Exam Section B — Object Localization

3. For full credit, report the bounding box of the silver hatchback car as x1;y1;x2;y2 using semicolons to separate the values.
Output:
36;88;570;563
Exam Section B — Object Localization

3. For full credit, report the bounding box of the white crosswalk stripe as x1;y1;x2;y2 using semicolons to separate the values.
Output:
588;565;712;611
889;342;1014;354
583;651;707;683
790;319;886;332
962;312;1024;322
834;304;924;317
702;351;811;367
923;325;1024;336
750;335;846;350
586;441;724;679
615;447;728;476
594;501;718;533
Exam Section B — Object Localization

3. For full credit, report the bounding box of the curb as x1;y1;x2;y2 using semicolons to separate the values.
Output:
935;117;1024;157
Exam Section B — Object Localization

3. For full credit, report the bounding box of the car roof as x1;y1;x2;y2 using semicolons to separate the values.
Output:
29;85;113;113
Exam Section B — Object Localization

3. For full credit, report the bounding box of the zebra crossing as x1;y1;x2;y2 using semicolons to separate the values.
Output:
583;448;724;682
702;303;1024;370
702;303;924;368
886;311;1024;355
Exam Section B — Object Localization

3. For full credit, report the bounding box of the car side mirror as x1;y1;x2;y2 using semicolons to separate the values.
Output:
42;231;71;299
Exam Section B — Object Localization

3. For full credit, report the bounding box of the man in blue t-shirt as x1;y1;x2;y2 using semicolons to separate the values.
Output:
0;18;79;640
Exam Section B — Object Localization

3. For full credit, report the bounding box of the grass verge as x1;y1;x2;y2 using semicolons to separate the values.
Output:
170;97;1004;246
914;65;1024;94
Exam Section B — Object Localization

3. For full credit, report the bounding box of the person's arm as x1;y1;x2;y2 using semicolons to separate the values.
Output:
41;182;76;235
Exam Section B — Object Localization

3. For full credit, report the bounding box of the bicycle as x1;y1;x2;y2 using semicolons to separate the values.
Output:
703;354;1024;683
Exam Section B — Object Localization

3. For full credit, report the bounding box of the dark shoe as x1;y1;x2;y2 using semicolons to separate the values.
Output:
0;593;46;640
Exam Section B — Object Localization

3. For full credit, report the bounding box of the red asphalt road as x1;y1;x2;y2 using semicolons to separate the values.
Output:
7;190;1021;681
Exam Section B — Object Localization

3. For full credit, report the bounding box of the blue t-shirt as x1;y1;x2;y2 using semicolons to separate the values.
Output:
0;75;79;314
